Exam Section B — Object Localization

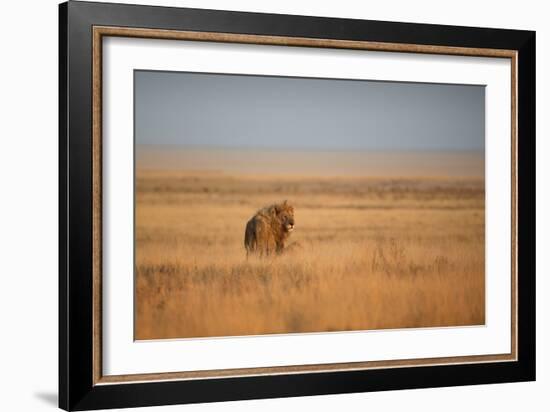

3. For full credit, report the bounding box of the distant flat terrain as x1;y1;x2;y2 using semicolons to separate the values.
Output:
136;145;484;178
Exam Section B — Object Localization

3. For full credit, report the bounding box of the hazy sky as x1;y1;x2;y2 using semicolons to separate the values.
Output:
135;70;484;151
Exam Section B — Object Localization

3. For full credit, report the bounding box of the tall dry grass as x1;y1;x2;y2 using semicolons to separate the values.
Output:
135;170;485;339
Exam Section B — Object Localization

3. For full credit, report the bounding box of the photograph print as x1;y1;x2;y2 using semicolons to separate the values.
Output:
134;70;485;340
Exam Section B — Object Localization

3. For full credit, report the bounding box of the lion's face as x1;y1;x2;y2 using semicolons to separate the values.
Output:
275;201;295;233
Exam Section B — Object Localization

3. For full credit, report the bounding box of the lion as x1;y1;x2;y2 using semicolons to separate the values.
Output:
244;200;295;256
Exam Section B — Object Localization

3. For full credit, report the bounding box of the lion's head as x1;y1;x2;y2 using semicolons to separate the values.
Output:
274;200;295;233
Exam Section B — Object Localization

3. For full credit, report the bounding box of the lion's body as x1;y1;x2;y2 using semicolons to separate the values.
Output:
244;201;295;256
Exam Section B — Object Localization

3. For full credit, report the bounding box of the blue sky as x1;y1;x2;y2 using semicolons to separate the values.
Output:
135;70;485;152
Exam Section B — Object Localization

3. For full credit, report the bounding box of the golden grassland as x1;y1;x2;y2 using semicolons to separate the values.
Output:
135;168;485;340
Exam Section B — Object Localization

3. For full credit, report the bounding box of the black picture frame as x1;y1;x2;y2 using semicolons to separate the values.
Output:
59;1;536;410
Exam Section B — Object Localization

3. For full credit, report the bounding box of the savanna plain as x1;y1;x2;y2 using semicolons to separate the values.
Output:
135;147;485;340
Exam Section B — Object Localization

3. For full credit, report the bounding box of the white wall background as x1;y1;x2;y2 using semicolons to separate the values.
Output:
0;0;546;411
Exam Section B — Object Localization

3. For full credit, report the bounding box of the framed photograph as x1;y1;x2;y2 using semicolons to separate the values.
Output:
59;1;536;410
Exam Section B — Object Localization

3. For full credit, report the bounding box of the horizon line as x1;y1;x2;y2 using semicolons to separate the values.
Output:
135;143;485;153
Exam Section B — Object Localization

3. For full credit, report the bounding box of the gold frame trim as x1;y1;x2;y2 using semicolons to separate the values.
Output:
92;26;518;386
